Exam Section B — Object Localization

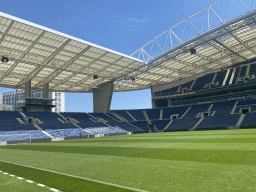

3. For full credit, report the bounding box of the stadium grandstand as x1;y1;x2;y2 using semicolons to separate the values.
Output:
1;0;256;191
0;0;256;143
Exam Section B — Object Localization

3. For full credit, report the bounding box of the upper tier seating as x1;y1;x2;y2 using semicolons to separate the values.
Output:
106;113;120;121
144;108;161;120
193;73;215;91
127;110;146;121
237;99;256;106
25;112;78;130
60;112;107;128
225;69;234;85
240;66;247;77
232;68;239;85
180;80;193;92
214;71;226;86
249;63;256;75
129;121;150;131
162;106;189;119
155;86;179;97
89;113;117;122
112;110;134;121
151;120;171;130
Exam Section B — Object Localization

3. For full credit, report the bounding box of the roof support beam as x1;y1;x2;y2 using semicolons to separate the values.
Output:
227;29;256;55
33;45;92;89
0;20;14;45
51;51;110;89
213;39;247;61
16;39;71;87
0;31;46;82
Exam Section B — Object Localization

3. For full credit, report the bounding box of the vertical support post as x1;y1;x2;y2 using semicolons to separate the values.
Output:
42;83;49;98
25;80;31;98
93;81;114;113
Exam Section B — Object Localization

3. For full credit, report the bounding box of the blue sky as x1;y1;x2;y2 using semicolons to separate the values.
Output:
0;0;252;112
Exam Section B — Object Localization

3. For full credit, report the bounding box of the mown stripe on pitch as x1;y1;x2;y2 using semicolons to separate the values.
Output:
0;160;143;192
1;145;256;165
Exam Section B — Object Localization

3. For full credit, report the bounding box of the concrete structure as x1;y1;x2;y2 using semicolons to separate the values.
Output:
93;81;114;113
2;89;65;112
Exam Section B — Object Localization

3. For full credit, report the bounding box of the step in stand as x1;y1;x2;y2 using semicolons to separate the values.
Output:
33;124;54;139
163;120;173;131
143;110;151;124
192;117;204;130
126;111;137;121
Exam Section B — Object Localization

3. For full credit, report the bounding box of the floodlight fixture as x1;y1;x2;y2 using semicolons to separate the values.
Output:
93;75;98;80
1;56;9;63
190;48;196;55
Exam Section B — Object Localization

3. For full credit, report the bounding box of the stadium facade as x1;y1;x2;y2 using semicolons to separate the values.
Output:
1;90;65;112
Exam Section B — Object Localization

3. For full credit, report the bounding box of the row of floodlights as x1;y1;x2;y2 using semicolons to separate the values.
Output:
1;56;137;82
93;74;135;82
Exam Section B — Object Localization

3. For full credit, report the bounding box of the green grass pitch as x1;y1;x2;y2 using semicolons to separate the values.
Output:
0;129;256;192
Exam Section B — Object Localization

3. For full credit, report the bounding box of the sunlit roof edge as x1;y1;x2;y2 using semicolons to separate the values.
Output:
0;11;143;63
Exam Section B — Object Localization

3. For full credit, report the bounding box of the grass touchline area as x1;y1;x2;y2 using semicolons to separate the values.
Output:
0;129;256;192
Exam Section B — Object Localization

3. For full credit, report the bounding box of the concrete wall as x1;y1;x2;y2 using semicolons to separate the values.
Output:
93;81;114;113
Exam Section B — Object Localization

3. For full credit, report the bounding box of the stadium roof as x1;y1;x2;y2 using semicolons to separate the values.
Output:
0;12;145;92
1;0;256;92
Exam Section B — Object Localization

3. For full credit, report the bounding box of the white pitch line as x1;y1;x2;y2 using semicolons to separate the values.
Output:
17;177;24;180
26;180;34;183
3;172;8;175
0;159;148;192
50;188;60;192
37;184;46;187
9;175;15;177
0;171;2;172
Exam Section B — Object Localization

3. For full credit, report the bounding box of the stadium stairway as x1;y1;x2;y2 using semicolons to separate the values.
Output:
35;118;43;124
58;118;66;123
160;109;163;120
57;113;68;122
72;123;95;135
180;106;192;119
143;110;151;124
16;118;25;124
105;113;121;121
19;111;26;118
163;120;173;131
192;117;205;130
109;112;126;122
126;111;137;121
236;113;246;127
33;124;54;139
231;101;239;114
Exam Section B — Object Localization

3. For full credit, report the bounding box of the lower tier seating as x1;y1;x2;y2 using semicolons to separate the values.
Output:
0;130;50;141
106;122;144;132
45;128;91;138
86;127;128;134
